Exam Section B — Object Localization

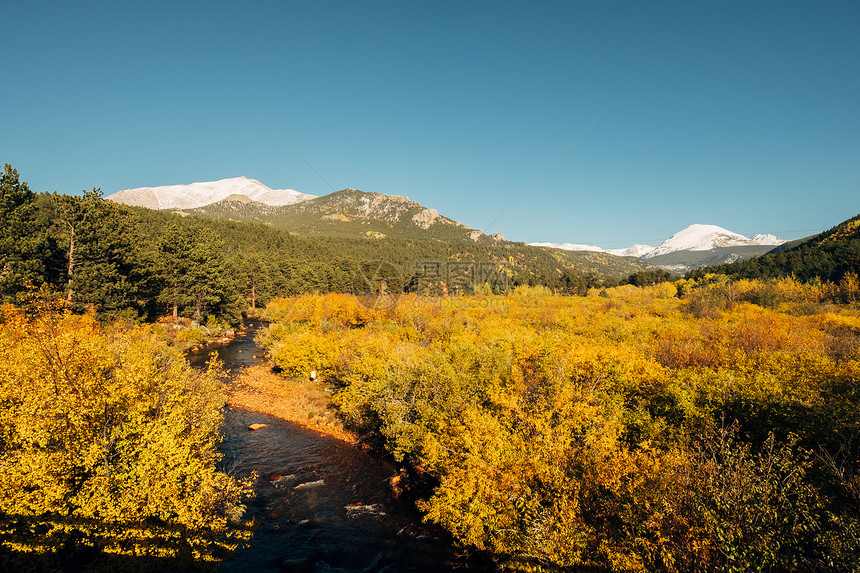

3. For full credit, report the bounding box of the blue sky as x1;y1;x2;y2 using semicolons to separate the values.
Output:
3;1;858;247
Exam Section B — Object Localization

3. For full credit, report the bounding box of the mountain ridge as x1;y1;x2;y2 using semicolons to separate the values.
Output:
529;224;788;273
530;224;785;259
182;187;514;244
105;178;653;281
106;176;795;276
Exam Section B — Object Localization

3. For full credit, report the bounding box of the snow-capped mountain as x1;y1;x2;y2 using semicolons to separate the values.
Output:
648;224;759;257
530;224;786;263
750;233;785;246
528;242;659;257
106;176;316;210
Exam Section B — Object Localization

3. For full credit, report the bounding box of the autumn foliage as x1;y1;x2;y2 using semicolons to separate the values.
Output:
0;304;252;565
261;285;860;571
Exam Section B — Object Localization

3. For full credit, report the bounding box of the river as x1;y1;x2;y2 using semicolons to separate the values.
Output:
188;320;493;572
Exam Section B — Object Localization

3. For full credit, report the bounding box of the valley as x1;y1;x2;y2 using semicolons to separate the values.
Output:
2;164;860;572
188;322;492;572
6;2;857;571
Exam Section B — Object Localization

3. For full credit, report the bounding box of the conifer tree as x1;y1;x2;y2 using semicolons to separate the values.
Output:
156;221;241;322
41;189;144;314
0;164;53;300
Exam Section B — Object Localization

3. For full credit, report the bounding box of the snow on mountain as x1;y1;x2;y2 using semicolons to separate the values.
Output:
529;242;608;253
647;224;757;257
751;233;786;246
530;225;786;260
606;244;657;258
106;176;316;210
529;242;658;258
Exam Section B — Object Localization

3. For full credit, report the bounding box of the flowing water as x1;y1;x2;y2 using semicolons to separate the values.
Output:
188;321;492;573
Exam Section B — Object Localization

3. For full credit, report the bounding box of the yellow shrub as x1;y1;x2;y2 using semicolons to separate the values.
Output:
0;308;253;558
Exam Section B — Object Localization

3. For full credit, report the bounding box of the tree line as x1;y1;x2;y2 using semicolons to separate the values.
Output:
1;164;623;323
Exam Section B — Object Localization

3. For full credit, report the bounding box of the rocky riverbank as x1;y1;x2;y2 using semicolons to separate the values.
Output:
160;317;242;353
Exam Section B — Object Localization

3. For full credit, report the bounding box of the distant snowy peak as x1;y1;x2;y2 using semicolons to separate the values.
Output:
107;176;316;210
530;224;786;259
527;242;657;258
751;233;786;246
647;224;787;257
528;242;608;253
607;244;657;258
648;224;756;257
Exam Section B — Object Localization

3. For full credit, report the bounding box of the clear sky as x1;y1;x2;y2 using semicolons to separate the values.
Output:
3;0;858;247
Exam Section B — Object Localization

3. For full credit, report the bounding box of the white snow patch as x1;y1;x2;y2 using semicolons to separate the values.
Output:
606;244;657;258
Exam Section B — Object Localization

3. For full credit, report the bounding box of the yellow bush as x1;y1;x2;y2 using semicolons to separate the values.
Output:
0;308;253;558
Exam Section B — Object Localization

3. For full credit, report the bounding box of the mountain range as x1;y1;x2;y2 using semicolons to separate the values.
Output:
529;224;789;273
106;177;791;274
530;224;785;258
108;178;509;244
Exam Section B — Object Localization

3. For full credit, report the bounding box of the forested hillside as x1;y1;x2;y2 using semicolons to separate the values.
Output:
171;187;654;287
1;165;645;322
183;187;474;241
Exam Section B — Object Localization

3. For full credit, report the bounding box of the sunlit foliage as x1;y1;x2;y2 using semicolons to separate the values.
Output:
262;284;860;571
0;304;253;565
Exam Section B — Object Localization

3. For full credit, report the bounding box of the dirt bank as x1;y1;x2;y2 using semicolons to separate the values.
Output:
225;365;356;443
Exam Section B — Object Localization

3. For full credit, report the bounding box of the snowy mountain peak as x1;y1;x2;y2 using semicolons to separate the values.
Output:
527;242;660;258
528;242;608;253
751;233;786;246
106;176;317;210
529;224;786;262
648;224;756;257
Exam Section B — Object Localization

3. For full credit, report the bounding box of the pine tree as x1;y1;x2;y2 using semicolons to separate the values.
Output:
231;251;273;310
40;189;146;315
156;221;241;322
0;164;54;301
